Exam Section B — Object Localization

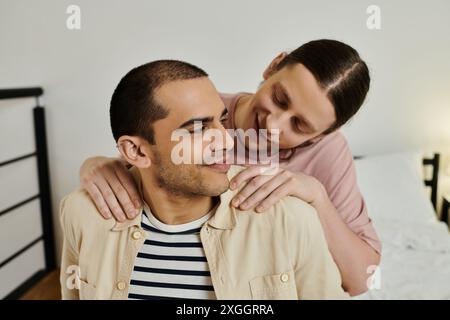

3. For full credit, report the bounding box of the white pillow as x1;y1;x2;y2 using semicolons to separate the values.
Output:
354;151;438;223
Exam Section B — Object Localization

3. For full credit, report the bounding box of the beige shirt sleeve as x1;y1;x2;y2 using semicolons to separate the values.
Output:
59;195;80;300
286;198;349;300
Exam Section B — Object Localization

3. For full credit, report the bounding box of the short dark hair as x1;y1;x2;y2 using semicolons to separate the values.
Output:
110;60;208;144
276;39;370;134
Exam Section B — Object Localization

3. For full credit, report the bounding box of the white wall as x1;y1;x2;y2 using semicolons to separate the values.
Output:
1;0;450;262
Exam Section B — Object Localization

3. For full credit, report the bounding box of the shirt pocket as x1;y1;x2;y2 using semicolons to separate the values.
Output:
79;280;97;300
249;270;298;300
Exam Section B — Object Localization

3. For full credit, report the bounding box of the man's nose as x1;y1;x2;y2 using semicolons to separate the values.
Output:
209;126;234;153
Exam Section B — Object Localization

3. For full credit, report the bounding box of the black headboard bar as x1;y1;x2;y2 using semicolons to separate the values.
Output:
0;195;40;218
0;152;37;168
0;87;42;169
33;106;56;270
423;153;440;211
0;87;43;100
0;87;55;299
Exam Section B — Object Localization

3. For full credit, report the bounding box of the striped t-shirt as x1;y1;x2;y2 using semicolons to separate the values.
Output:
128;203;216;300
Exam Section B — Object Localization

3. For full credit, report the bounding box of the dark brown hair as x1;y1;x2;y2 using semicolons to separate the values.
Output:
276;39;370;134
110;60;208;144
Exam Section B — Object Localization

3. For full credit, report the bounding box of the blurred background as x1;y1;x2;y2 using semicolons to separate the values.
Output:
0;0;449;299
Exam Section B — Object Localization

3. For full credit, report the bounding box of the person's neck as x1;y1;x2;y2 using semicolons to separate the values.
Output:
233;93;254;129
140;171;217;225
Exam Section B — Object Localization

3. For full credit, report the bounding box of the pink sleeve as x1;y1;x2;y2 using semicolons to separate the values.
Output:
305;133;381;254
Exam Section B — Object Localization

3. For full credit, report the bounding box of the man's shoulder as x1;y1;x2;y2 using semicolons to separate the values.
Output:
274;195;318;227
232;194;320;243
60;188;114;231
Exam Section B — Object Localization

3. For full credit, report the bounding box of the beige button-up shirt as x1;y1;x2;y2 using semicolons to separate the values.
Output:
60;166;349;300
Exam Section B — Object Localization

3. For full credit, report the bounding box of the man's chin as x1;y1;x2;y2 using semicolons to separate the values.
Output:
198;165;230;196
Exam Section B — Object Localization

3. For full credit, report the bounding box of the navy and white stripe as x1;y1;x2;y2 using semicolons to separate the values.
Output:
128;204;216;300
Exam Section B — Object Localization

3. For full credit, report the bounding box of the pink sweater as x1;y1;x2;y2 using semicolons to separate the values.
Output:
221;93;381;254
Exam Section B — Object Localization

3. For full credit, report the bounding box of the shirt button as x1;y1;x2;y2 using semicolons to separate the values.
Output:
132;231;142;240
280;273;289;283
117;281;127;291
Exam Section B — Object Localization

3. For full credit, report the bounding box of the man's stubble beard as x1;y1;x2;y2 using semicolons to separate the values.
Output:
152;147;229;198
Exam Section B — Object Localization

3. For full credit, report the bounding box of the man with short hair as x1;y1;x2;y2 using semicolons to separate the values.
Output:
60;60;348;300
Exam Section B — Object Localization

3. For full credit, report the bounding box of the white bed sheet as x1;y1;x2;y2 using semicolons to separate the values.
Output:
352;152;450;299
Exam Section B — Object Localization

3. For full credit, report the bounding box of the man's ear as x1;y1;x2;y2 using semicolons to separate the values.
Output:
116;135;152;169
262;52;288;80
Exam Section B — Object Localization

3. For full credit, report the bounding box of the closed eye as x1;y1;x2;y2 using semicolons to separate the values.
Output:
292;118;304;133
272;91;288;110
292;117;315;134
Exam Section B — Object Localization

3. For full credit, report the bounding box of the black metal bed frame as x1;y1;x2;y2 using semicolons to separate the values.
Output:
0;87;56;300
423;153;440;211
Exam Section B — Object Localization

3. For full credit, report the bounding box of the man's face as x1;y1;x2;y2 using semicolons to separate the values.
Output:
243;64;336;149
149;77;233;197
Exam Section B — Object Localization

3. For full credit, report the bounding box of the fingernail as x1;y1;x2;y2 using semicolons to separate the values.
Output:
104;212;111;219
256;206;263;212
232;198;240;207
230;182;236;190
134;200;142;209
240;203;248;210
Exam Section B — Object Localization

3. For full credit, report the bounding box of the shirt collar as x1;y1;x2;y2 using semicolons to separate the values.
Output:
206;185;237;230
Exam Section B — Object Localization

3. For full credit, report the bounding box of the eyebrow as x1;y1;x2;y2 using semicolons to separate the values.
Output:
277;83;317;132
177;108;228;129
